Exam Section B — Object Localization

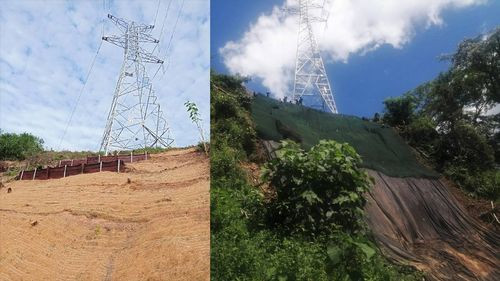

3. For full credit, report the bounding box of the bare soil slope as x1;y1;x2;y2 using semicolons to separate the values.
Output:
0;148;209;281
365;170;499;281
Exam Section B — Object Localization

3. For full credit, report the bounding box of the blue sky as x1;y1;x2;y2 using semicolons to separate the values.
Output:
212;0;500;118
0;0;209;151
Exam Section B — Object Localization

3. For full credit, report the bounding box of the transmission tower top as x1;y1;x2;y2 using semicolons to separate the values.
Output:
100;14;173;155
288;0;338;114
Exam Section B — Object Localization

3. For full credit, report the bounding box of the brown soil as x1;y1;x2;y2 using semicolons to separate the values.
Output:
0;148;209;281
365;170;499;281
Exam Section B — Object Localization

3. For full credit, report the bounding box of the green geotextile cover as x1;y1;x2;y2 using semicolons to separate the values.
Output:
251;95;439;178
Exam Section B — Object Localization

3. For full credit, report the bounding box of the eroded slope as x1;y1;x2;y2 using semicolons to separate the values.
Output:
0;148;209;281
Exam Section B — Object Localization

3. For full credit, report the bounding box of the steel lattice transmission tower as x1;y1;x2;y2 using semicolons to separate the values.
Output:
290;0;338;114
100;14;173;155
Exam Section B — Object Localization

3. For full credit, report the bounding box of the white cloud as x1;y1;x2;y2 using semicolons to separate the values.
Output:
0;0;209;151
220;0;485;99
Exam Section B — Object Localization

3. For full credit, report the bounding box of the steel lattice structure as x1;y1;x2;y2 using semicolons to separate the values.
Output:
100;14;173;155
291;0;338;114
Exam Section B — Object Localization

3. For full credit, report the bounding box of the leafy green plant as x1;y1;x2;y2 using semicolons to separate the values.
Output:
263;140;372;236
185;101;209;155
327;233;422;281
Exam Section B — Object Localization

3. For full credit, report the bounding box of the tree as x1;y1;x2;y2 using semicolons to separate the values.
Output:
184;101;208;155
425;28;500;127
406;116;439;153
382;95;415;127
434;121;494;172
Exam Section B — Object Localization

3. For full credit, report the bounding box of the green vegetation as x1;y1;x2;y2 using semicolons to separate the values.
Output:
0;131;44;161
379;28;500;201
211;72;422;280
252;95;437;178
0;129;173;174
131;146;169;155
185;100;209;155
263;140;372;236
382;95;415;127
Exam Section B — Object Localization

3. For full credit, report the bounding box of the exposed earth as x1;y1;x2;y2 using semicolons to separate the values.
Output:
0;148;209;281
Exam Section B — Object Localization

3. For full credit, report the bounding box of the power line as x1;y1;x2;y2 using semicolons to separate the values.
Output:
101;0;106;37
153;0;160;27
153;0;184;81
152;0;173;55
151;0;184;82
58;1;108;150
58;39;103;150
163;0;184;63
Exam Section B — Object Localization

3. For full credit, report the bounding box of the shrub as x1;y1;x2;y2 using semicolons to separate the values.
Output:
211;73;256;156
326;233;422;281
0;131;44;160
132;146;168;154
263;140;372;236
197;141;210;154
468;170;500;201
444;167;499;201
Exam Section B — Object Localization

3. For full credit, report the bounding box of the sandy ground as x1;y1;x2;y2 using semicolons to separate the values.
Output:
0;148;209;281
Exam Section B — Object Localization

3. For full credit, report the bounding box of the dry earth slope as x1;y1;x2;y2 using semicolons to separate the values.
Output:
0;148;209;281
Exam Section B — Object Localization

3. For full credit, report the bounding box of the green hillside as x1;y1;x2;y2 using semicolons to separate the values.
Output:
251;95;438;178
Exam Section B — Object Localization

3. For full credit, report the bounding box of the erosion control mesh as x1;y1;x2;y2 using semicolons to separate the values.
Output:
365;170;500;281
251;95;438;178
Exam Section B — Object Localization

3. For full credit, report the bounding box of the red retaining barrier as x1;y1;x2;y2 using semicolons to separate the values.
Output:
18;152;149;181
18;159;126;181
58;152;148;167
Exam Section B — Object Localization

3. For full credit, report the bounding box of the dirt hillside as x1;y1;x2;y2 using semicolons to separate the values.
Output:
0;148;209;281
365;170;499;281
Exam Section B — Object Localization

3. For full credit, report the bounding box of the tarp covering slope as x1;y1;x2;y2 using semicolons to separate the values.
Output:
251;95;438;178
365;170;499;281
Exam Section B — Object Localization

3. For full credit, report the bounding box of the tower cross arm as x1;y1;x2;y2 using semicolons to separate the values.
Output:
284;0;328;22
102;35;126;48
140;52;164;64
138;33;160;44
107;14;128;31
138;24;155;32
